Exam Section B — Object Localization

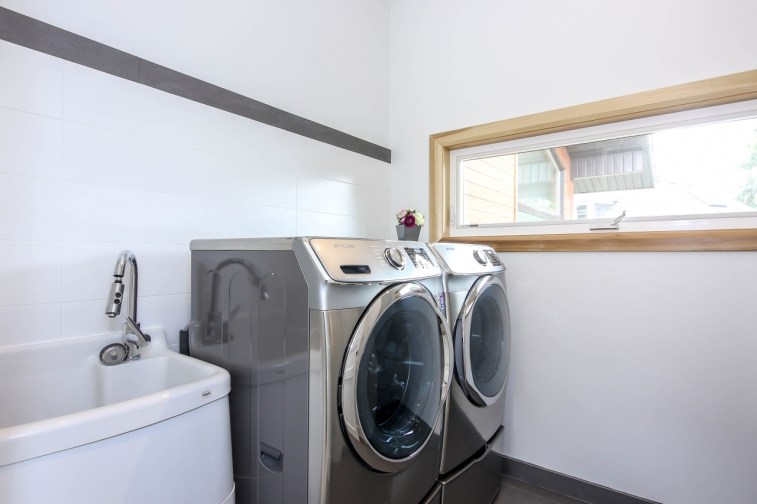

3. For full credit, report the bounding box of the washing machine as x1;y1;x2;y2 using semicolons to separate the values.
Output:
188;237;453;504
425;243;511;504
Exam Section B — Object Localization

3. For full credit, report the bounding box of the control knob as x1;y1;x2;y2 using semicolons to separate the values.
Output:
472;249;488;266
384;247;406;270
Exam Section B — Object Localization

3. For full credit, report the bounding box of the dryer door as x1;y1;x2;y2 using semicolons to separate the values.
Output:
455;275;510;407
340;282;452;474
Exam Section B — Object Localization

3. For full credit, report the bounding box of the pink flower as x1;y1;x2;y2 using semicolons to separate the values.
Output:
396;208;425;227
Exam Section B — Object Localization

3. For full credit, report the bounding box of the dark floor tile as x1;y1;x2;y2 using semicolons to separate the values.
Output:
493;476;587;504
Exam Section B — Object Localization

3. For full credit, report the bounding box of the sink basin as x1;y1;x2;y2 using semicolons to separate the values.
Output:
0;328;235;504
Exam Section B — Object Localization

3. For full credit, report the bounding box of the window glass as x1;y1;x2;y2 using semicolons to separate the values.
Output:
456;115;757;229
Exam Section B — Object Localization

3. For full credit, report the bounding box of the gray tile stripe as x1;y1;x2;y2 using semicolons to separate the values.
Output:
0;7;391;163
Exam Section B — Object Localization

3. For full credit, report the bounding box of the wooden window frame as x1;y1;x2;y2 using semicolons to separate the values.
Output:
429;70;757;251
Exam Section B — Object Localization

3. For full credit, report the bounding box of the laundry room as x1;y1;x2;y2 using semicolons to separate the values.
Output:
0;1;756;504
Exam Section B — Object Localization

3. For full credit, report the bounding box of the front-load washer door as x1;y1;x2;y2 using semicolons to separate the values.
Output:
340;282;452;474
455;275;511;407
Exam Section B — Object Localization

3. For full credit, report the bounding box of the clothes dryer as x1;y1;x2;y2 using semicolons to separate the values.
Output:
189;238;453;504
428;243;511;504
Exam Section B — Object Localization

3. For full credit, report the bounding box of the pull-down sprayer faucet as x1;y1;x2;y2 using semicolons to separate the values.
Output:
104;250;150;361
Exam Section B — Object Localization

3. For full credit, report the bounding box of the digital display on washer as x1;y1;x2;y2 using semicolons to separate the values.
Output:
403;247;434;269
340;265;372;274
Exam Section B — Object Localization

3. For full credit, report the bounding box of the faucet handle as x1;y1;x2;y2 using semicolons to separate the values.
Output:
124;317;151;347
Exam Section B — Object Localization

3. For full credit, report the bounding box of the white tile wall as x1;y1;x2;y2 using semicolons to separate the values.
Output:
0;242;62;307
0;304;62;347
0;107;62;179
206;200;297;238
62;123;208;198
297;176;389;219
204;157;297;208
0;39;392;349
0;175;65;241
296;211;385;239
0;41;63;117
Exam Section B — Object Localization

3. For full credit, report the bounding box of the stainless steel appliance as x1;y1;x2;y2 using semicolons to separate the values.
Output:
189;237;453;504
425;243;511;504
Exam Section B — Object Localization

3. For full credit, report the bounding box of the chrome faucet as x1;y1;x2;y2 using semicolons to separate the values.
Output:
104;250;150;360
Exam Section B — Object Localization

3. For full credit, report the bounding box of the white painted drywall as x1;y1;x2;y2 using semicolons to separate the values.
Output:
502;252;757;503
0;0;392;349
389;0;757;503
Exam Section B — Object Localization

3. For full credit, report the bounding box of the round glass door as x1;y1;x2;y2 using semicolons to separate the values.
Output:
455;275;510;406
340;283;452;474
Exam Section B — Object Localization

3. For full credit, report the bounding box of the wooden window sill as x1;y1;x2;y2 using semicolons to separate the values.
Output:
441;229;757;252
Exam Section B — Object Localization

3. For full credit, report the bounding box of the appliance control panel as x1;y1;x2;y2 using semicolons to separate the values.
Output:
309;238;442;283
430;243;505;275
403;246;436;269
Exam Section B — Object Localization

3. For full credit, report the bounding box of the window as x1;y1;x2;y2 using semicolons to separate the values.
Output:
429;70;757;251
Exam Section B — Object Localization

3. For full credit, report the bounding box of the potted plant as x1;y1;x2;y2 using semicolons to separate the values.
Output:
396;208;425;240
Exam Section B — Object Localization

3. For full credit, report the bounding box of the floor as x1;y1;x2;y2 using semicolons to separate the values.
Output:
493;476;586;504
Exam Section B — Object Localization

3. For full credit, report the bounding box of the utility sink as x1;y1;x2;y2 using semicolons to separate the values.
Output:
0;328;235;504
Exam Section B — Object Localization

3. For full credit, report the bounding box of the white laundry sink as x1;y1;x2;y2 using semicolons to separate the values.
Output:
0;328;235;504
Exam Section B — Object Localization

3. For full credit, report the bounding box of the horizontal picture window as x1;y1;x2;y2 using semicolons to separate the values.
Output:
429;71;757;251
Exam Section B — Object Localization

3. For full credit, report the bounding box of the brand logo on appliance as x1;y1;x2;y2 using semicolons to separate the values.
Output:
332;243;357;249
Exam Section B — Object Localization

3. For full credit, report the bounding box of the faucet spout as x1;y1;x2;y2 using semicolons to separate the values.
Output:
105;250;139;322
104;250;150;361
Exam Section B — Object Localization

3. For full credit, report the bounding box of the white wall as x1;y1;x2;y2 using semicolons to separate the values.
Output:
503;252;757;504
389;0;757;503
0;0;391;350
